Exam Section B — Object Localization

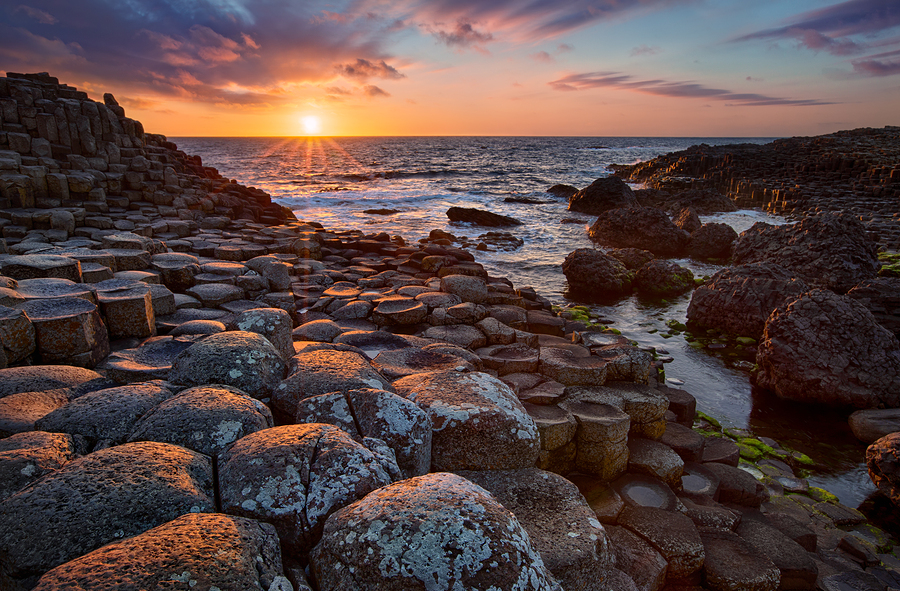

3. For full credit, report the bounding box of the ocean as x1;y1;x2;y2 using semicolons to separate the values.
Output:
172;135;874;507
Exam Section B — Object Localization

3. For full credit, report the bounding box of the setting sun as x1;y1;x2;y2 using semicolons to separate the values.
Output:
301;115;322;136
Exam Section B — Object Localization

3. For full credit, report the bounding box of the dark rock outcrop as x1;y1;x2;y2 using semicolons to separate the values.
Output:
562;249;633;297
867;432;900;507
568;177;637;215
633;260;694;298
446;207;522;227
847;277;900;336
588;207;689;256
687;222;738;260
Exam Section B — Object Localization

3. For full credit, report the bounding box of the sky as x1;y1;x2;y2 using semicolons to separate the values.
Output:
1;0;898;137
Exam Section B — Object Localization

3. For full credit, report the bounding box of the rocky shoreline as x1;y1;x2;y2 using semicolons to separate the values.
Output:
1;72;899;591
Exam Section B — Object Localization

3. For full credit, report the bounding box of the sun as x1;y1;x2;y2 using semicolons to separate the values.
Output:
301;115;322;135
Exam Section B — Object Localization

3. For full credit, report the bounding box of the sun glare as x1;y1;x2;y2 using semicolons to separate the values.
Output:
301;115;322;135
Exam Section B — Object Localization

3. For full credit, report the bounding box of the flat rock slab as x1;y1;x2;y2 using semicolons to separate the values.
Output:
456;468;612;591
274;349;389;417
0;431;75;502
218;423;394;556
100;335;198;383
169;330;286;399
699;528;780;591
33;513;288;591
372;347;475;380
128;384;274;457
35;382;173;448
0;441;214;588
310;472;561;591
0;254;82;282
617;505;704;579
393;370;540;471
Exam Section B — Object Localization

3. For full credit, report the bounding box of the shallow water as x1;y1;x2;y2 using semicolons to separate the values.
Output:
173;136;875;508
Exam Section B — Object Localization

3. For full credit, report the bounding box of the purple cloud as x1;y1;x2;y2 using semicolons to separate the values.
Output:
851;48;900;76
548;71;833;106
15;5;57;25
336;58;405;79
530;50;553;62
430;19;493;48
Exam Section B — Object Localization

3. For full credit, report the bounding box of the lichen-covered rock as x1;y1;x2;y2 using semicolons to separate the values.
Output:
562;249;633;297
218;423;395;557
169;331;286;399
568;176;637;216
33;513;288;591
633;259;694;298
0;431;75;502
686;263;809;339
456;468;612;591
310;473;562;591
866;432;900;507
393;371;540;471
128;385;273;457
35;382;173;448
588;206;689;256
0;441;214;589
295;388;432;478
753;289;900;408
732;213;878;294
230;307;294;360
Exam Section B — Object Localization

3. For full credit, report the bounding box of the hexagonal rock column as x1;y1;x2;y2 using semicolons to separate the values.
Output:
128;385;273;457
423;324;488;349
617;505;704;580
561;400;630;481
218;424;395;558
230;307;294;361
0;431;76;502
0;254;83;282
539;347;608;387
371;295;427;326
95;281;156;338
149;252;201;292
0;305;35;364
525;403;577;475
457;468;613;591
32;513;289;591
393;370;540;471
566;383;670;440
100;335;197;383
17;297;109;368
310;473;562;591
371;347;475;380
699;528;780;591
15;278;97;304
478;343;540;375
295;388;432;478
0;441;215;589
169;331;286;400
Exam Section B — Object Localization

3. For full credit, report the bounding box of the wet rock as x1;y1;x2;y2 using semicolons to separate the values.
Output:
218;423;395;556
547;184;578;199
311;473;561;591
33;513;287;591
457;468;613;591
568;176;637;216
732;213;879;294
0;441;214;588
128;384;273;457
847;277;900;336
612;473;679;512
703;461;769;507
686;263;809;339
701;436;740;466
17;297;109;367
617;505;704;579
660;422;705;462
588;206;690;256
0;431;75;502
688;222;738;261
274;349;389;417
562;249;633;297
679;496;739;530
100;335;197;383
699;528;780;591
446;206;523;227
393;370;540;471
35;382;172;448
230;307;294;360
849;408;900;444
866;432;900;507
753;289;900;408
169;331;287;399
295;388;432;478
633;259;694;298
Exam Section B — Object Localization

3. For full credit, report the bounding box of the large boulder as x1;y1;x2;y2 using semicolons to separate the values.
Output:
588;206;689;256
562;249;632;298
732;213;879;294
686;263;809;339
687;222;738;261
33;513;288;591
310;473;562;591
753;289;900;408
0;441;215;589
393;370;540;471
866;432;900;507
169;331;287;399
568;177;637;216
446;206;522;227
847;277;900;336
633;260;694;298
218;423;395;557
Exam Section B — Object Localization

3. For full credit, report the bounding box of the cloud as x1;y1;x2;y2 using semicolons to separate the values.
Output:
851;48;900;75
431;19;493;48
16;5;57;24
336;58;405;80
548;71;833;105
530;51;553;62
363;84;390;97
630;44;661;57
557;43;573;53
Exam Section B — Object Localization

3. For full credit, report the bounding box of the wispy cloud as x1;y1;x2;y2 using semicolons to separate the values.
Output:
15;5;57;24
548;71;833;106
630;44;661;57
429;19;493;49
336;58;405;79
851;48;900;76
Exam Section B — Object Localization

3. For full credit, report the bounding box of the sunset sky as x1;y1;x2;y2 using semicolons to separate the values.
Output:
1;0;898;137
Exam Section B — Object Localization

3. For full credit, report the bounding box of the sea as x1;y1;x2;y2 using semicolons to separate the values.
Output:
172;136;877;510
